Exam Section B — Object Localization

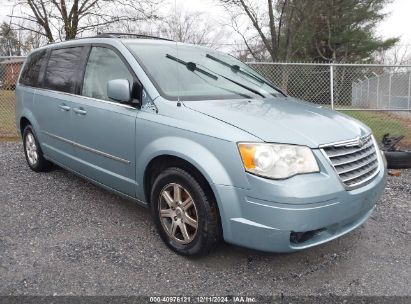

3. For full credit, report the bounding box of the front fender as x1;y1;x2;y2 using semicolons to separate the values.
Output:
135;136;239;200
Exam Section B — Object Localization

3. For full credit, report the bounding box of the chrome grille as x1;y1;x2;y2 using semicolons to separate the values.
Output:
321;135;380;189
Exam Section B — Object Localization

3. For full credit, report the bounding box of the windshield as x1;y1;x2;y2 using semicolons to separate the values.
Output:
125;42;283;101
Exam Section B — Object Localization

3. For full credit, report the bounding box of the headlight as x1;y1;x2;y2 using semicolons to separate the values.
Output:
237;143;320;179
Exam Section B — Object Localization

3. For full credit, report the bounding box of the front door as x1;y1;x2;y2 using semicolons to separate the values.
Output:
70;46;137;197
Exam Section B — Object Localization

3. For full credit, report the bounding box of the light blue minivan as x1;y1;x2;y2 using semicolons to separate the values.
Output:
16;33;387;256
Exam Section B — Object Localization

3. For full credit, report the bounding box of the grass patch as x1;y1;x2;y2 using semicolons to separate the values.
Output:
341;110;411;147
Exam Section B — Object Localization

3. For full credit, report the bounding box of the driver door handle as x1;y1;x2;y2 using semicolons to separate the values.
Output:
59;104;71;111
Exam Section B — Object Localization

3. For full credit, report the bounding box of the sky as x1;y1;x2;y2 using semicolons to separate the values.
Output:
1;0;410;45
377;0;411;45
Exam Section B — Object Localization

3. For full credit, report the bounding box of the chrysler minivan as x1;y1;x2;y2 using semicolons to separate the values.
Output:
16;33;387;256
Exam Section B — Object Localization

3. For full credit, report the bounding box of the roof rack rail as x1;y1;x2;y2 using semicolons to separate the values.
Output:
94;32;174;42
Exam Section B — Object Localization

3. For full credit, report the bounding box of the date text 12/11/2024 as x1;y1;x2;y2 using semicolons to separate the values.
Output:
149;296;258;303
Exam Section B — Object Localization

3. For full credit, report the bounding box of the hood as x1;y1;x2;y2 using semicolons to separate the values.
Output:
183;97;370;148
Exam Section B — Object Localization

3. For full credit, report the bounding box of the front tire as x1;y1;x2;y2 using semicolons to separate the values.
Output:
23;125;53;172
150;167;221;257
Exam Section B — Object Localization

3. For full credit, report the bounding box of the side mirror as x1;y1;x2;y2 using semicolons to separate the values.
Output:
107;79;132;103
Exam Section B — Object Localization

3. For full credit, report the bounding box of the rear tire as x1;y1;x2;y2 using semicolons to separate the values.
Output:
23;125;53;172
150;167;221;257
384;151;411;169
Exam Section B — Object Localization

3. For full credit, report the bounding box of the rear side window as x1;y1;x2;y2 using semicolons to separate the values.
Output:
81;47;134;101
44;47;83;93
19;50;47;87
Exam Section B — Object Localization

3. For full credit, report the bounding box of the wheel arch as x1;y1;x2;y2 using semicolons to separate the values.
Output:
18;109;42;141
20;116;31;137
143;154;217;206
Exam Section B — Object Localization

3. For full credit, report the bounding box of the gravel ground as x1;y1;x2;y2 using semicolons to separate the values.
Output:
0;142;410;297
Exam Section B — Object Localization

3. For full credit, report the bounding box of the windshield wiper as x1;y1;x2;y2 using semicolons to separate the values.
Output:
165;54;251;98
166;54;265;98
206;54;264;83
166;54;218;80
206;53;286;96
218;74;265;98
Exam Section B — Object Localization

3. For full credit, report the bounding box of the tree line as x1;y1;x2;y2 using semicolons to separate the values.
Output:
0;0;400;63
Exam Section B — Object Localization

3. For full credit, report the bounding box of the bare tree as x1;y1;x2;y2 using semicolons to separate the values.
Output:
376;45;411;66
156;7;227;47
223;9;270;61
218;0;294;61
9;0;161;43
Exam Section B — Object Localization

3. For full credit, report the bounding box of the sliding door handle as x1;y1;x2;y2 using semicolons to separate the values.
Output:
73;107;87;115
59;104;71;111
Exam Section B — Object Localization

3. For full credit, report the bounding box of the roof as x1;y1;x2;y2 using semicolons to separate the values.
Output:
29;32;179;53
94;33;174;41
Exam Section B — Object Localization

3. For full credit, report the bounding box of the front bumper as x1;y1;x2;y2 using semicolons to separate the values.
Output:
212;150;387;252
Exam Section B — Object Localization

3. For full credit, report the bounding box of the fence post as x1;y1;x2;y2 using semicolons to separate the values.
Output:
330;65;334;109
388;73;392;109
360;80;363;105
376;75;380;109
365;76;369;107
408;71;411;110
354;82;358;105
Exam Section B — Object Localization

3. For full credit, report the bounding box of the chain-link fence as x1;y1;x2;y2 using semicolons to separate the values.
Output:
250;62;411;147
0;56;25;138
351;71;411;110
1;57;410;146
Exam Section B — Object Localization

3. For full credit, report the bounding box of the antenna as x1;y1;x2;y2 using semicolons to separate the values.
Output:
174;0;181;106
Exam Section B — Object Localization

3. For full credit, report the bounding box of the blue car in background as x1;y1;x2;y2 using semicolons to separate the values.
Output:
15;33;387;256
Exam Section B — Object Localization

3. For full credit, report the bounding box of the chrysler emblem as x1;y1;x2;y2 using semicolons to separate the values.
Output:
357;137;364;147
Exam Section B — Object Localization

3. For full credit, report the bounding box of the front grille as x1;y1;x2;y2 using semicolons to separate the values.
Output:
321;135;380;189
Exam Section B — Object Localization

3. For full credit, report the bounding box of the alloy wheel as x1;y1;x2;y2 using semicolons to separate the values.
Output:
158;183;198;244
25;132;38;166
